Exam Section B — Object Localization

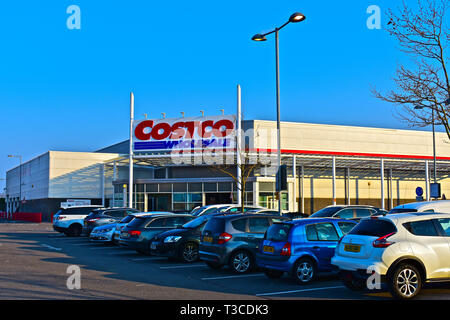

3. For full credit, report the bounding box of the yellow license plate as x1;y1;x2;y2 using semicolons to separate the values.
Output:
344;244;361;253
203;236;213;243
263;246;274;253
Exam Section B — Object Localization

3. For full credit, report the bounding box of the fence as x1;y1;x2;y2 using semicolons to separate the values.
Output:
0;212;42;223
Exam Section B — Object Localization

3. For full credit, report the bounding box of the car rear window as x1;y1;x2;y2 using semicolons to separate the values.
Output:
349;218;397;237
265;223;292;242
203;218;225;233
120;215;135;224
126;217;147;228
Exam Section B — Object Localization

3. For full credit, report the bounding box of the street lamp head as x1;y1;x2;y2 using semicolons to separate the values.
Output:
252;34;267;41
289;12;306;23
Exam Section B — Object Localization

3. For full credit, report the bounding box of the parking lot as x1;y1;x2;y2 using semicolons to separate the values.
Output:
1;222;449;300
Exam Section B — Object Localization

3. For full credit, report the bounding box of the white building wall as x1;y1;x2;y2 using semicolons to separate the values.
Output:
48;151;119;199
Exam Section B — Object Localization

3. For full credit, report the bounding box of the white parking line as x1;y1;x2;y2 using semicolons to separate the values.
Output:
202;273;265;281
41;244;62;251
89;246;116;250
131;257;167;261
256;285;346;296
160;264;206;269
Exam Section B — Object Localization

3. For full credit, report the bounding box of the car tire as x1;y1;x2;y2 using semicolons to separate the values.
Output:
264;269;284;279
67;224;82;237
292;258;316;285
181;242;199;263
205;261;222;270
388;263;422;300
229;250;254;273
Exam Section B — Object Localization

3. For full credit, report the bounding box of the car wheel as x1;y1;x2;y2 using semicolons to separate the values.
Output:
229;251;253;273
389;264;422;299
205;262;222;270
181;242;199;263
264;269;284;279
67;224;82;237
292;258;316;284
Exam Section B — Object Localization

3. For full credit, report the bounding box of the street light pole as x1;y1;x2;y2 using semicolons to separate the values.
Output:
275;29;282;213
252;12;306;214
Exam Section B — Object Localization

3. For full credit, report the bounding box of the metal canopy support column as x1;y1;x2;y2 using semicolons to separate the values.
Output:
389;169;393;210
300;166;304;213
293;155;297;212
112;161;117;207
425;160;430;201
332;156;336;205
101;164;105;207
346;167;350;205
380;159;385;210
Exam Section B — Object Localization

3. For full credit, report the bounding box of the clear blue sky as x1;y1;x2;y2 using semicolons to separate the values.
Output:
0;0;440;189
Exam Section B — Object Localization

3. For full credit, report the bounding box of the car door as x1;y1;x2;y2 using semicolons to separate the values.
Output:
304;222;340;271
434;218;450;278
247;217;271;253
405;219;450;279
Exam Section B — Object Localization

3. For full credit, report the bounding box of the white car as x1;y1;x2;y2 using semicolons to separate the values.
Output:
331;212;450;299
53;205;103;236
389;200;450;214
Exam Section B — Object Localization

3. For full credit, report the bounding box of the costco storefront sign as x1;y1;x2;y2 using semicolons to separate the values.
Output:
133;115;236;152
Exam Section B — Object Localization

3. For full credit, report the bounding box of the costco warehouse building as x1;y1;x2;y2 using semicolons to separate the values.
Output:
5;119;450;222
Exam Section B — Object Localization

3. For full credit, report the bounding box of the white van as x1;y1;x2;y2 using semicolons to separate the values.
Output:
389;200;450;214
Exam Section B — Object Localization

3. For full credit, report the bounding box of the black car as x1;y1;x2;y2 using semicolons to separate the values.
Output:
199;214;289;273
119;213;195;255
82;207;140;236
149;213;230;263
309;205;379;221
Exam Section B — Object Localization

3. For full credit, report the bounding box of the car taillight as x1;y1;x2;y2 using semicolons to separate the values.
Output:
129;230;141;237
87;218;100;223
373;232;396;248
57;216;66;221
217;232;232;244
280;242;291;256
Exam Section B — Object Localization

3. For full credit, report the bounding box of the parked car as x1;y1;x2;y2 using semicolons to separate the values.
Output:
331;212;450;299
89;223;117;243
283;212;309;219
389;200;450;214
53;205;103;236
83;207;140;236
199;214;289;273
256;218;357;284
150;213;231;262
119;213;195;255
112;212;156;244
309;205;379;221
246;208;281;215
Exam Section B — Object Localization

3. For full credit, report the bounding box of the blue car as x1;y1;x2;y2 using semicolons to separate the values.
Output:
256;218;357;284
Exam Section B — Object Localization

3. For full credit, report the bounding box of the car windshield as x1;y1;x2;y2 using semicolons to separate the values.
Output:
388;208;418;214
190;206;206;216
183;215;209;229
310;207;343;218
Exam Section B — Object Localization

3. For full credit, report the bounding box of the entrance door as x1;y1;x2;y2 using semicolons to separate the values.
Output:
146;194;171;212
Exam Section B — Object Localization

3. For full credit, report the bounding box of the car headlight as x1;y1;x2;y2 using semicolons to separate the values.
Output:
164;236;182;243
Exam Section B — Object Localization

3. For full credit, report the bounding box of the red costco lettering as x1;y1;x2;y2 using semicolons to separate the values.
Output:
134;120;154;140
151;122;172;140
134;119;235;141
